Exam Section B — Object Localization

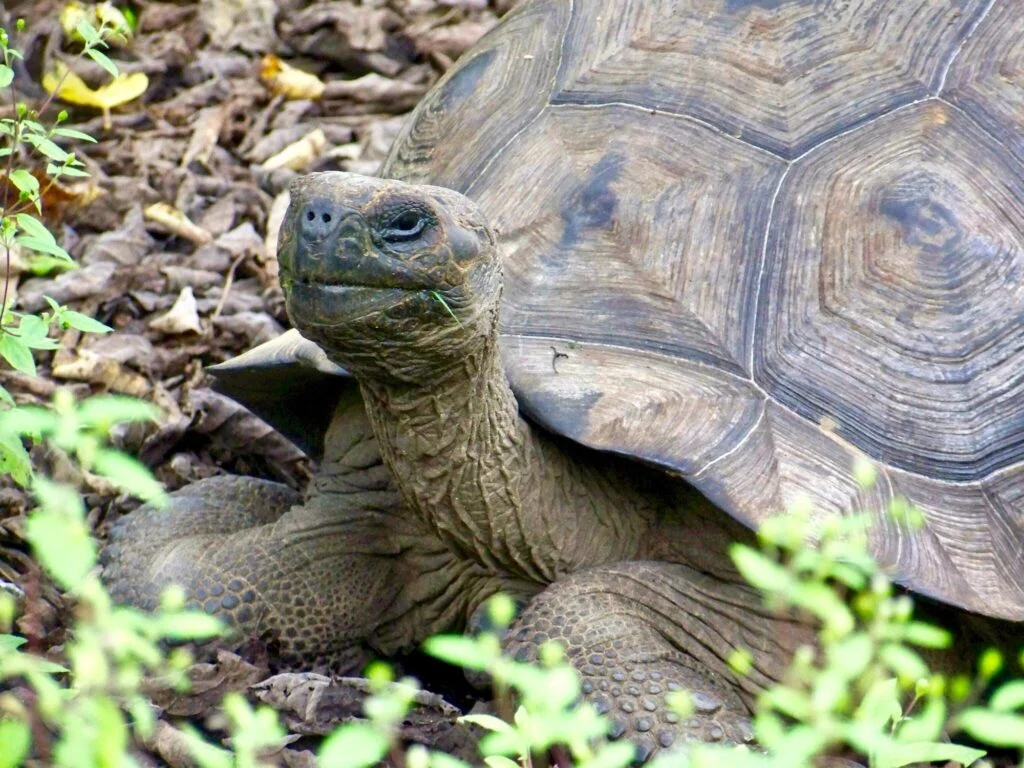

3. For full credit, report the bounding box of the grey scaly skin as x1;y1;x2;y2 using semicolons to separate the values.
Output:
105;172;815;757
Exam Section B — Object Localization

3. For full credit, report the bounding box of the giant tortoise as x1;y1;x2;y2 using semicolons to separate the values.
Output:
103;0;1024;756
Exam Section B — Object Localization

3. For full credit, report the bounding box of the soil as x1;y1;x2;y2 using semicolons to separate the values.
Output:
0;1;505;763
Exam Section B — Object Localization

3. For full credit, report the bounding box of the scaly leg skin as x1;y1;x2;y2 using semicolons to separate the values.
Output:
101;389;510;672
101;474;395;671
504;561;808;760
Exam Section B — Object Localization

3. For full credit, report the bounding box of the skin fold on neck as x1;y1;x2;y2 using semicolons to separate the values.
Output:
350;327;746;587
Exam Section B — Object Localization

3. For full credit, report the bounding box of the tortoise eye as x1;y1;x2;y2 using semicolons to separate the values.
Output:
382;210;427;242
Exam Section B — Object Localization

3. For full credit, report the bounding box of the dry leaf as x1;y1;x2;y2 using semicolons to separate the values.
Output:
261;129;326;171
42;61;148;130
51;348;152;397
149;286;203;335
180;104;228;168
263;190;289;269
259;54;325;100
144;202;214;245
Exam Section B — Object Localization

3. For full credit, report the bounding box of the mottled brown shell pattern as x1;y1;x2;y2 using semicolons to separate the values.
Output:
382;0;1024;620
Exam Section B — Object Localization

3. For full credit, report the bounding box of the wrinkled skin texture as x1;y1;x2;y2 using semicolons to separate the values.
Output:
105;173;817;757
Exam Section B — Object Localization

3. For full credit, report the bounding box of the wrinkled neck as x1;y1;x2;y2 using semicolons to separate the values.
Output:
357;335;532;563
356;332;652;584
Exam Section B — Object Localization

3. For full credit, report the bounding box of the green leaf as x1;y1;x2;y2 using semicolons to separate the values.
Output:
879;644;929;685
60;309;111;335
459;714;514;733
876;741;985;768
828;631;873;682
990;680;1024;712
0;65;13;89
0;634;28;651
25;134;69;163
93;696;129;767
760;684;811;721
0;717;31;768
901;621;951;649
8;170;38;199
52;126;97;142
0;430;32;487
78;395;160;429
156;611;223;641
318;723;388;768
15;315;58;350
85;48;118;78
730;544;792;595
482;758;519;768
0;333;35;375
25;506;95;591
91;449;166;505
0;405;58;438
46;164;89;178
791;581;854;634
14;215;70;261
127;695;157;741
895;695;946;744
855;677;901;732
0;384;13;407
957;708;1024;748
575;741;637;768
424;634;500;672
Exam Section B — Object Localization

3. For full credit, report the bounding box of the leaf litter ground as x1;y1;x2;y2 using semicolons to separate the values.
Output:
0;1;509;762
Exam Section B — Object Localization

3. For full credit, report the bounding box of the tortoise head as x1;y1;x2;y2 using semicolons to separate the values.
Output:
278;172;501;383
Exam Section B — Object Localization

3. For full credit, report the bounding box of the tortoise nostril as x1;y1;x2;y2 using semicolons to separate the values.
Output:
306;210;315;222
322;213;331;223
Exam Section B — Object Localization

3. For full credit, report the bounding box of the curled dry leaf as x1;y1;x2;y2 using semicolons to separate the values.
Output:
142;649;266;717
144;720;201;768
149;286;203;335
42;61;148;130
180;104;228;169
261;129;327;172
260;54;325;101
144;203;214;246
252;674;460;736
52;349;151;396
322;73;427;105
262;190;290;277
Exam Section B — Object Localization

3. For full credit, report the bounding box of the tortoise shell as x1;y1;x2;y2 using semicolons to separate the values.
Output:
376;0;1024;620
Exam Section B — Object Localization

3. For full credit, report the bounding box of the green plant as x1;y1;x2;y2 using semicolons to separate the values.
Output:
0;15;287;768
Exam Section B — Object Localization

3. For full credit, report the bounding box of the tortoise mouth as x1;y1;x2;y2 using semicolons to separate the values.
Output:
285;278;428;327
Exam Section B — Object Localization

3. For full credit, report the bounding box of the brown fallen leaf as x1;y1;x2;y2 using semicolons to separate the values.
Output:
144;720;199;768
252;674;459;736
261;129;327;172
51;348;152;397
149;286;203;335
186;388;309;487
144;203;214;246
322;73;426;105
143;649;266;717
262;190;289;278
180;104;228;169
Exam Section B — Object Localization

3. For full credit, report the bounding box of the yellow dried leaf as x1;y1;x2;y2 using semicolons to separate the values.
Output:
43;61;148;109
42;61;148;129
261;129;327;172
143;203;213;246
259;54;325;100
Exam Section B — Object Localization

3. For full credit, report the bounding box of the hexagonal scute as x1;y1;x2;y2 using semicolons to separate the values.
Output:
754;100;1024;482
551;0;992;158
